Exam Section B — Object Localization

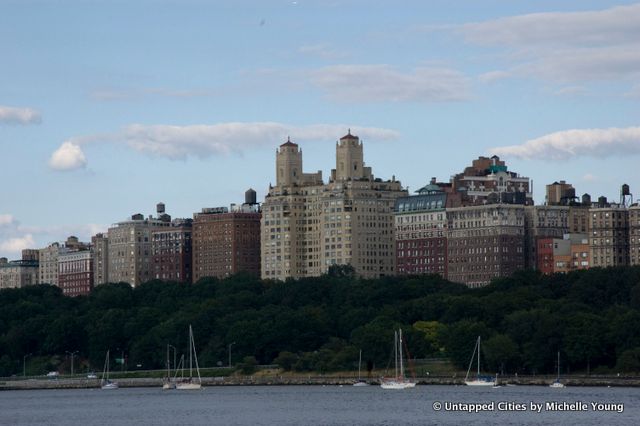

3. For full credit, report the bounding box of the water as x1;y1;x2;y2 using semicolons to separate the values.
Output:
1;385;638;426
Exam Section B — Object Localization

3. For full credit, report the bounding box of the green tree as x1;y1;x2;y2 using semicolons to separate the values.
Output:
616;348;640;372
274;351;298;371
483;334;520;374
237;356;258;375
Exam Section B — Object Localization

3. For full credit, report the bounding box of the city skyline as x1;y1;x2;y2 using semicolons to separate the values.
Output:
2;0;639;259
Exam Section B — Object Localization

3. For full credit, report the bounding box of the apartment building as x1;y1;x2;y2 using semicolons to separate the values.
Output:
261;132;407;280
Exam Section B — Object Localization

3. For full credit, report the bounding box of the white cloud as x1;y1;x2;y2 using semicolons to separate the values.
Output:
90;87;221;101
478;70;511;84
462;4;640;47
554;86;587;96
489;127;640;160
49;142;87;171
50;122;400;170
625;84;640;99
582;173;598;183
0;105;41;124
18;223;107;241
0;234;35;255
298;43;346;60
518;47;640;82
311;64;470;102
0;214;15;226
0;213;107;258
461;4;640;83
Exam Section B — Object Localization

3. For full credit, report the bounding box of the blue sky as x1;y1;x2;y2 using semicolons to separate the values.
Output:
1;0;639;258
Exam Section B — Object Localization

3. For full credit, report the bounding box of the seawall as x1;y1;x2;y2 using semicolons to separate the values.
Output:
2;375;640;390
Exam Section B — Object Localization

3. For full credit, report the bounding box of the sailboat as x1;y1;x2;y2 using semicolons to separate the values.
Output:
162;344;176;390
465;336;495;386
101;350;119;389
176;325;202;390
380;329;416;389
353;349;369;386
550;351;566;388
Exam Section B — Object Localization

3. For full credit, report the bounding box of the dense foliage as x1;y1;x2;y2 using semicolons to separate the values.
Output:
2;266;640;377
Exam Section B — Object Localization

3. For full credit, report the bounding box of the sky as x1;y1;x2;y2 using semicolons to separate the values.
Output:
1;0;639;259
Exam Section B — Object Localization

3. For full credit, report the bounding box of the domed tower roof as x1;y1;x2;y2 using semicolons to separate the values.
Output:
280;136;298;147
340;129;358;140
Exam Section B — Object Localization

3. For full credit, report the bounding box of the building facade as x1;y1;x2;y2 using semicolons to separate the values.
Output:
107;208;171;286
0;250;39;289
58;249;93;296
537;234;589;274
192;201;261;282
395;179;448;277
447;204;525;287
38;236;90;287
39;243;62;286
261;133;407;280
450;155;533;206
524;205;570;269
546;181;576;205
92;233;109;286
629;205;640;266
589;205;630;268
152;219;193;282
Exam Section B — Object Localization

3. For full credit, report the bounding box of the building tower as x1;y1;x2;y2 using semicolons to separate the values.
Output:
334;130;370;181
276;138;303;186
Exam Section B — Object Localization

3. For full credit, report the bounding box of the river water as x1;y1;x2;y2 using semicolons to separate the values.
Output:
1;385;638;425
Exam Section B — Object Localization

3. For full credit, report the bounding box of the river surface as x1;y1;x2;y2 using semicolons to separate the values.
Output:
1;385;638;425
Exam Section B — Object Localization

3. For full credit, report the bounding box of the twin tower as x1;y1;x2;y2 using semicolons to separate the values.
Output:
275;131;373;187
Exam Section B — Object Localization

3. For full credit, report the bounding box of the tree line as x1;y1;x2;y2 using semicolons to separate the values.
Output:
2;265;640;377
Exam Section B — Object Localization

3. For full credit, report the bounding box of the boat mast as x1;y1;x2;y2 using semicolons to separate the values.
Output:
102;350;109;384
477;336;481;377
465;338;477;381
358;349;362;381
394;331;398;379
189;325;193;378
193;327;201;384
557;351;560;380
399;329;404;379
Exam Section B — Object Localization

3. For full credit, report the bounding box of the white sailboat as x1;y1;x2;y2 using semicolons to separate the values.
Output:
549;351;566;388
380;329;416;389
176;325;202;390
162;344;176;390
465;336;495;386
353;349;369;386
101;350;119;390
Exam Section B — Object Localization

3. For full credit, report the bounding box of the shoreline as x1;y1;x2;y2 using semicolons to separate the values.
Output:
3;375;640;390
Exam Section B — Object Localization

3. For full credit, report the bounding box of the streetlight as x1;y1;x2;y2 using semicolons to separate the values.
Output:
23;353;32;377
228;342;236;368
66;351;79;376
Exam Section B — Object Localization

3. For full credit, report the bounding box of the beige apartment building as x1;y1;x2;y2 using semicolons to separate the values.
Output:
261;132;407;280
546;181;576;205
38;236;90;286
39;242;63;286
0;250;39;289
107;211;170;286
